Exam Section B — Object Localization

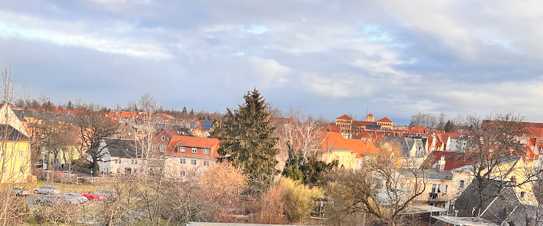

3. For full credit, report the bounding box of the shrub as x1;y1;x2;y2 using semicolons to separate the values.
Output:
256;178;322;224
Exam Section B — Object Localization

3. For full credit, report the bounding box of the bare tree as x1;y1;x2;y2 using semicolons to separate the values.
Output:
462;114;537;215
326;146;426;226
276;113;325;172
75;110;118;176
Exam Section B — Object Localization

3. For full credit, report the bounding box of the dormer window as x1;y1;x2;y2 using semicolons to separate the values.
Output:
177;146;186;152
192;148;197;153
203;148;209;154
161;136;166;141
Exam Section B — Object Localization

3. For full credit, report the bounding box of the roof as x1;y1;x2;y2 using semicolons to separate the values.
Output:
166;135;220;159
0;104;29;138
320;132;379;157
336;114;352;121
169;135;220;149
408;125;428;134
421;151;475;170
104;138;138;158
377;116;393;123
454;179;514;221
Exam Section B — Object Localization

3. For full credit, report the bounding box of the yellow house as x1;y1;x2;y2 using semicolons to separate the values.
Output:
320;132;379;169
0;104;32;183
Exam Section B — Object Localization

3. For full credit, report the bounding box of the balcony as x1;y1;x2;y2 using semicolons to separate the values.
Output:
428;192;449;202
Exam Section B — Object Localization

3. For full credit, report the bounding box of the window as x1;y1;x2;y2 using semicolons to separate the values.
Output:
521;191;526;198
204;161;209;167
159;144;165;153
431;184;437;193
180;171;186;177
203;148;210;154
161;136;166;141
178;146;186;152
459;180;465;189
180;158;186;164
191;159;197;165
192;148;197;153
119;159;122;164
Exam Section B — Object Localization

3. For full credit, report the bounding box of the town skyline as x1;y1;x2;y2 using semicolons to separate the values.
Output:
2;1;543;121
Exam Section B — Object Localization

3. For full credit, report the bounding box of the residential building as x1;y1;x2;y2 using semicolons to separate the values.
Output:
0;104;33;183
320;132;379;169
97;138;144;176
162;134;220;178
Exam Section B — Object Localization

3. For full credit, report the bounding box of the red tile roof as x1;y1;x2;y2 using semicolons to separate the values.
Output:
336;114;353;120
409;126;428;134
165;135;220;159
422;151;476;171
377;116;393;123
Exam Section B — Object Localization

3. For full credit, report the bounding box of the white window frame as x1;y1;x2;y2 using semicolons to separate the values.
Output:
192;148;197;153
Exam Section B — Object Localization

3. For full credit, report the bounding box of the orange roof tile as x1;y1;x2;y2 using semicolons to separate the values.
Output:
320;132;379;157
336;114;353;120
377;116;393;123
166;135;220;159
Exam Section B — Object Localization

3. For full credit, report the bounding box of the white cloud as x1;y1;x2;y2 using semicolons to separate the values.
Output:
0;11;171;60
249;57;290;84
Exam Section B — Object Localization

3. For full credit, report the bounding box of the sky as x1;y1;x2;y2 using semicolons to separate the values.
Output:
1;1;543;122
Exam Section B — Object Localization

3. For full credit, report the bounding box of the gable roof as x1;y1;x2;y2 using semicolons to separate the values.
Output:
166;135;220;159
336;114;352;121
454;178;531;225
320;132;379;157
421;151;475;171
377;116;393;123
0;104;29;138
104;138;138;158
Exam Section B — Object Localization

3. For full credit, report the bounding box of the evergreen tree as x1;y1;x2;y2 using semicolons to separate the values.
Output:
216;89;278;194
282;143;338;186
66;101;74;110
282;143;304;181
444;120;456;132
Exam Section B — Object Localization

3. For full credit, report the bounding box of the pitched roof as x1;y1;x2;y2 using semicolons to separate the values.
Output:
409;125;428;134
104;138;138;158
320;132;379;157
169;135;220;149
0;104;29;138
454;178;523;224
336;114;352;120
421;151;475;171
166;135;220;159
377;116;393;123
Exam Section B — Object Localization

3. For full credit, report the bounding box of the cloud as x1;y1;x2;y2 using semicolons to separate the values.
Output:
0;10;171;60
1;1;543;122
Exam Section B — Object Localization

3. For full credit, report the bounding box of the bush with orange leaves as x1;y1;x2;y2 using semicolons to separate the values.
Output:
198;163;247;222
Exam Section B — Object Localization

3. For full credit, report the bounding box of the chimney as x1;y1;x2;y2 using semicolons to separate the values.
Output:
438;155;446;171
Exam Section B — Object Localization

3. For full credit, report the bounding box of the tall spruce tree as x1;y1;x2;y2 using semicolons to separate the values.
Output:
216;89;278;194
